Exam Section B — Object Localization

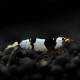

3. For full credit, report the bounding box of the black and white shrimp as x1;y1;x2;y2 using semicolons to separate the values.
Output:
5;37;72;53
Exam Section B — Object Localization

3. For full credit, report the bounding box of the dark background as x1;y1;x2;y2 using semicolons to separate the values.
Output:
0;0;80;50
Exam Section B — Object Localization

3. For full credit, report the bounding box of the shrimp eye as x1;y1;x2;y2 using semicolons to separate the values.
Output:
62;38;64;40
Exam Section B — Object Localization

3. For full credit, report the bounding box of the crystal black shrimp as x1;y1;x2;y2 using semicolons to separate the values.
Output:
5;37;72;53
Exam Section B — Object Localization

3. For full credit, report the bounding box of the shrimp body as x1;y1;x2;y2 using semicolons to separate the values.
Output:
5;37;72;52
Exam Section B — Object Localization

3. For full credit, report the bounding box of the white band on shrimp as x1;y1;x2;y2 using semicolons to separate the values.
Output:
19;39;32;49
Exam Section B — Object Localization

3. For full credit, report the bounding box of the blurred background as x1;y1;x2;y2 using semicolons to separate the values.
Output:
0;0;80;50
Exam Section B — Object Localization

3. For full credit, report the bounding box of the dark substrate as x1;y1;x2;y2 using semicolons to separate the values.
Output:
0;41;80;80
